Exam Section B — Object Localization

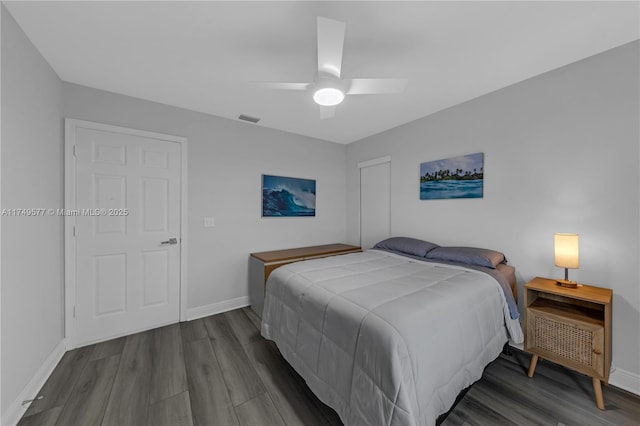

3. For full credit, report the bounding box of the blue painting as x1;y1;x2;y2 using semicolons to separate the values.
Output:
420;153;484;200
262;175;316;217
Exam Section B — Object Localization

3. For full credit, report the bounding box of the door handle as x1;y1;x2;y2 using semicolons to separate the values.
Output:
160;238;178;245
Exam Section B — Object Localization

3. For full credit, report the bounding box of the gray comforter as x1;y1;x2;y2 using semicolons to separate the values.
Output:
262;250;523;425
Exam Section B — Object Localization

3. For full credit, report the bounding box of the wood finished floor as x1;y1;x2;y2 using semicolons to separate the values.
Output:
19;307;640;426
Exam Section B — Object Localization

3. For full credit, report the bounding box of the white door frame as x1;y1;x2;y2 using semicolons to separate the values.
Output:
357;155;391;247
64;118;189;349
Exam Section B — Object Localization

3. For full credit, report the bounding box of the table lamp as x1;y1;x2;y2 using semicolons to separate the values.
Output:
554;233;579;288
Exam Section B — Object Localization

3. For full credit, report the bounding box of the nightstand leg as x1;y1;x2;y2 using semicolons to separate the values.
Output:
527;354;539;378
592;378;605;410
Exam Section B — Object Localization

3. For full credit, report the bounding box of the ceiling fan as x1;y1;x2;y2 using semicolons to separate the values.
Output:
257;17;408;119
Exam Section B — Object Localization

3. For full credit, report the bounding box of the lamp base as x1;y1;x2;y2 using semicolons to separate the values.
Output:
556;279;578;288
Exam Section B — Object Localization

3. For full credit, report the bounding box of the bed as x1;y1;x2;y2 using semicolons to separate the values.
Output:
261;238;523;425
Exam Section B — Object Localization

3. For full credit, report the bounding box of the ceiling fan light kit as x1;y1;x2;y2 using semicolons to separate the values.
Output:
313;87;345;106
257;16;408;119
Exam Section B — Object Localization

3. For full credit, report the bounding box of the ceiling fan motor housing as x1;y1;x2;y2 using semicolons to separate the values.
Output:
313;73;348;106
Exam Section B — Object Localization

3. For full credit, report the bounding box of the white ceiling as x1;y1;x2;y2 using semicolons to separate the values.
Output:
5;1;639;144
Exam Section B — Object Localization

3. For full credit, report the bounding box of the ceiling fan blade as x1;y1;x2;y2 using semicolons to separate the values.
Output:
317;17;345;78
346;78;408;95
254;82;311;91
319;105;336;119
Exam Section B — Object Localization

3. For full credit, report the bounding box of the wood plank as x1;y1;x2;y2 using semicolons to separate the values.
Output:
179;319;208;342
463;369;564;426
147;391;193;426
526;277;612;304
483;352;611;425
203;314;266;406
17;407;62;426
101;331;152;426
242;306;262;331
225;309;261;346
182;338;238;426
24;345;94;417
235;393;285;426
14;315;640;426
90;337;125;361
150;323;188;404
477;350;640;425
595;381;640;421
244;339;342;426
55;355;120;426
441;395;515;426
250;244;360;263
528;301;604;325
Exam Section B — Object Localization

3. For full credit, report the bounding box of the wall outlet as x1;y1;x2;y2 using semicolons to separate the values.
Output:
203;217;215;228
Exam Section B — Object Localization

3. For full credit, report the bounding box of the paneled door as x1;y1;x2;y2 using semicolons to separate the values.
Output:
72;123;183;346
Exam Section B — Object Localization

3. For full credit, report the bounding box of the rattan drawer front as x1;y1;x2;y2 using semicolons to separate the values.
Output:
526;307;604;378
534;316;593;365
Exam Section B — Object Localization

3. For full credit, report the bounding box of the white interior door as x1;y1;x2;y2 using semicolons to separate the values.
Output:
360;159;391;249
74;125;182;345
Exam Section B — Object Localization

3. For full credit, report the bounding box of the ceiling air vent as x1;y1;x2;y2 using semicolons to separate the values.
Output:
238;114;260;124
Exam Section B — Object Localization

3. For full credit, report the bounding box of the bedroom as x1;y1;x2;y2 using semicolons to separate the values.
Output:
1;1;638;425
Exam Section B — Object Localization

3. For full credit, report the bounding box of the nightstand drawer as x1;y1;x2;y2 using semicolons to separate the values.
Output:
526;306;604;378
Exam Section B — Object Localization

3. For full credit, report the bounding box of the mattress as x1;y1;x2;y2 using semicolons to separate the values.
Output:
261;249;523;425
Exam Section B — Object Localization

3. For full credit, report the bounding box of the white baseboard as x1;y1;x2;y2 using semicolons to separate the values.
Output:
609;366;640;396
1;339;66;426
186;296;249;321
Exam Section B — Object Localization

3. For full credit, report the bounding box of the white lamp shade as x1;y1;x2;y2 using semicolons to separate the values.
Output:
554;233;579;269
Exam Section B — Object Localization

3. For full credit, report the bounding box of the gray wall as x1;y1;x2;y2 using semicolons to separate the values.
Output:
2;4;638;418
2;6;347;417
346;41;640;378
1;5;64;416
62;83;347;315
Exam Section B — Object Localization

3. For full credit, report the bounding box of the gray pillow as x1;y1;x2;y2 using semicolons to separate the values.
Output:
426;246;506;269
373;237;439;258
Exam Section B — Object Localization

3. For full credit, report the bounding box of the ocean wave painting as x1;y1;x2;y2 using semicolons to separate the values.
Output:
420;153;484;200
262;174;316;217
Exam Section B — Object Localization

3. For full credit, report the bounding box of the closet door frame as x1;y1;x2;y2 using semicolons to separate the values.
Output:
358;155;391;249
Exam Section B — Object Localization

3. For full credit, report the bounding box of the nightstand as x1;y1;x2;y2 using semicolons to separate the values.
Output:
524;277;612;410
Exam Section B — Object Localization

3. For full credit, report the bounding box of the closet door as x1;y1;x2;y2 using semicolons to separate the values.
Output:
359;158;391;249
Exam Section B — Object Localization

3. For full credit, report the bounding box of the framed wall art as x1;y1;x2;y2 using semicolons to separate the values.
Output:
262;174;316;217
420;153;484;200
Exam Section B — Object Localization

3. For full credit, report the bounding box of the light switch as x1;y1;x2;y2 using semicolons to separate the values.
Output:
204;217;215;228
